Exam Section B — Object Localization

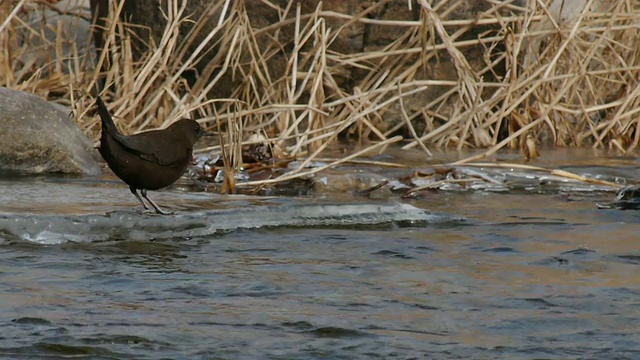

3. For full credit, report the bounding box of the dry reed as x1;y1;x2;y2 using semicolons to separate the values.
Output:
1;0;639;187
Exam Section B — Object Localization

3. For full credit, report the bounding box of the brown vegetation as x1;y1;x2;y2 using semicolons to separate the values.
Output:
1;0;639;187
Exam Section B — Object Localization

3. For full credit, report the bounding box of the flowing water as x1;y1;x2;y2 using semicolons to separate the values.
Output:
1;150;639;359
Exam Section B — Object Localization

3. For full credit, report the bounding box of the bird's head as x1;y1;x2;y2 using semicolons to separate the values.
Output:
170;119;210;145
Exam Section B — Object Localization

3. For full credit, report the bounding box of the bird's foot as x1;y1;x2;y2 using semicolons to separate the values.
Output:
155;208;174;215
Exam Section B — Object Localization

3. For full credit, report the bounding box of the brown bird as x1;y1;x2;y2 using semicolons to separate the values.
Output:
95;96;206;214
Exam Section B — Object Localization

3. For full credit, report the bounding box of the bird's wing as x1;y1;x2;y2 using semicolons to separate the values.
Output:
96;96;152;156
116;132;190;166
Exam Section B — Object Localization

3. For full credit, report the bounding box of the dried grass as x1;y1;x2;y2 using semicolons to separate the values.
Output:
1;0;640;186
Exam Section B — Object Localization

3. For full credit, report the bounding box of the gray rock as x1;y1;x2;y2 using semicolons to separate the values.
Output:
0;87;101;175
23;0;93;75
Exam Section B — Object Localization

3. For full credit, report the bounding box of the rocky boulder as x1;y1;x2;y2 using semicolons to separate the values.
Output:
0;87;101;175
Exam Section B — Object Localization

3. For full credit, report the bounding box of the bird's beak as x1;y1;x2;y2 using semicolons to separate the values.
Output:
201;128;215;137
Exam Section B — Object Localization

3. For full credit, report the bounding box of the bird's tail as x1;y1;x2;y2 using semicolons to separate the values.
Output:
95;96;118;136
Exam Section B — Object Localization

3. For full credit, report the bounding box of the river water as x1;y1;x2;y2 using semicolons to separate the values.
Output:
1;150;639;359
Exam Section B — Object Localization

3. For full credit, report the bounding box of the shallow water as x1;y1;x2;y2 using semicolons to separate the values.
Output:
1;151;640;359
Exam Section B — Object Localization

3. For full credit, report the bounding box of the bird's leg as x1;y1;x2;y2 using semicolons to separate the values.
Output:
141;189;173;215
129;186;150;210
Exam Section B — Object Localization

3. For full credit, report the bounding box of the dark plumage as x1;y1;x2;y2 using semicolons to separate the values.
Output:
96;96;206;214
